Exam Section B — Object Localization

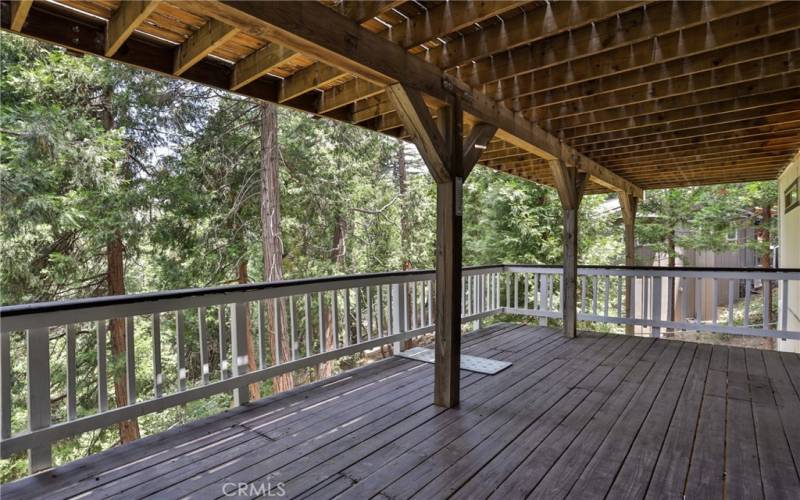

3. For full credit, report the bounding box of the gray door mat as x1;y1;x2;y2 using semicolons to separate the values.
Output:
395;347;512;375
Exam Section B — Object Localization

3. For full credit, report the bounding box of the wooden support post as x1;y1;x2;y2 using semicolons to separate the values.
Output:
549;160;587;338
620;192;639;335
387;83;495;408
433;94;464;408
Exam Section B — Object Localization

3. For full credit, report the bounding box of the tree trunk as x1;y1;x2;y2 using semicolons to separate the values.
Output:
101;87;140;444
237;260;261;400
107;236;141;443
259;102;294;394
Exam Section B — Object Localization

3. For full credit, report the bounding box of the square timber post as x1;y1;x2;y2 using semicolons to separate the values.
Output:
549;160;588;338
386;83;497;408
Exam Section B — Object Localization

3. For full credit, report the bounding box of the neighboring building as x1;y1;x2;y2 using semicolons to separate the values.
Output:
778;153;800;352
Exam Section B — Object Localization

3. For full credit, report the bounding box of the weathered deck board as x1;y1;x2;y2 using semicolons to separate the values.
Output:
3;324;800;500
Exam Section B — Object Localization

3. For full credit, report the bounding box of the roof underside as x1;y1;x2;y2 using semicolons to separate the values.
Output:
2;0;799;194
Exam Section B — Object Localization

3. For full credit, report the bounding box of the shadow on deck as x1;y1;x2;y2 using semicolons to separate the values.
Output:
3;323;800;499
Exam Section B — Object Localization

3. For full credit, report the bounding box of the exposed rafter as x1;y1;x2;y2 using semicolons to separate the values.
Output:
8;0;32;32
105;0;160;57
173;18;238;76
200;0;643;197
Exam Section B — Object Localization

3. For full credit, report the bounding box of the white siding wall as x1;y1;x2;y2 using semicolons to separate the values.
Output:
778;153;800;353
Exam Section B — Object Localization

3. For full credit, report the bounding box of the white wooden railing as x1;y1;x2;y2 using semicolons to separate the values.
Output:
1;265;798;474
0;266;503;472
505;265;800;340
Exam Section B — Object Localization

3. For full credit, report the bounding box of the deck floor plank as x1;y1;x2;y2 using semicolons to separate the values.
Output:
746;348;800;498
567;341;698;500
643;343;712;500
3;325;799;500
725;347;764;500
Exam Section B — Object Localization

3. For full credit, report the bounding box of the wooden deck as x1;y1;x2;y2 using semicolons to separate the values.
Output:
3;323;800;500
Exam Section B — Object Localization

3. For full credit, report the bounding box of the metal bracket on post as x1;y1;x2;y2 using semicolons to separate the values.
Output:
27;327;52;473
391;283;405;354
230;303;250;406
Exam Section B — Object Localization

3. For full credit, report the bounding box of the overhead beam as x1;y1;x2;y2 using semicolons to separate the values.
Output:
532;50;799;123
8;0;32;32
230;43;294;90
463;123;498;177
105;0;160;57
580;111;800;154
459;1;773;90
174;18;238;76
276;0;525;110
425;1;647;70
229;0;395;93
386;84;449;183
571;101;800;148
204;1;642;198
545;71;800;133
333;0;406;24
561;87;800;141
520;29;800;117
338;0;771;122
482;2;793;104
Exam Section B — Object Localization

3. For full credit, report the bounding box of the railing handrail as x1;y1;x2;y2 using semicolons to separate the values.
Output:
0;266;505;333
4;264;797;318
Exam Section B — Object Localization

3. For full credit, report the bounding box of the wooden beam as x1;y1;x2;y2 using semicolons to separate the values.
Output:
230;0;398;93
560;87;800;141
230;43;294;90
580;111;800;155
383;0;527;50
386;84;449;184
549;159;588;338
477;2;790;105
277;0;525;109
333;0;406;24
8;0;32;32
593;132;800;164
531;50;799;123
619;192;638;335
279;62;342;102
572;101;800;148
204;1;642;197
173;18;238;76
434;97;464;408
519;29;800;117
459;1;772;90
105;0;160;57
425;1;647;70
546;71;800;134
463;123;497;177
